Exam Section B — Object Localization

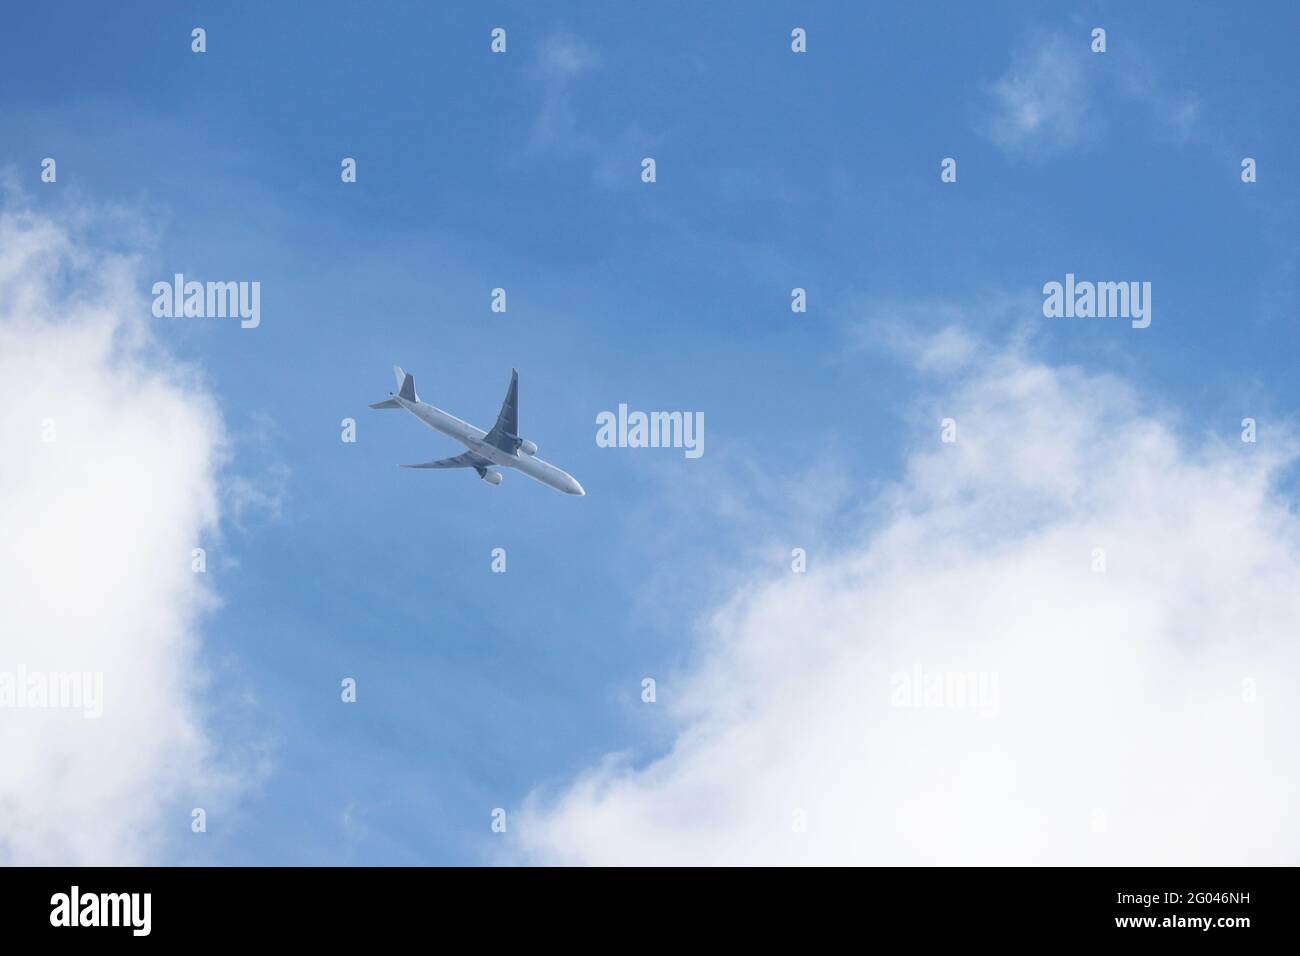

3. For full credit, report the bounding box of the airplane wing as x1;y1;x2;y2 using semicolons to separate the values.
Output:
400;451;492;470
482;368;520;453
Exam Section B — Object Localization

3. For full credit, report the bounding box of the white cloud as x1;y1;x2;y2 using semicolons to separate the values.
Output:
1116;60;1201;141
528;34;601;153
225;414;291;529
522;33;658;187
0;196;234;863
985;35;1090;154
984;32;1202;156
538;35;599;80
514;335;1300;865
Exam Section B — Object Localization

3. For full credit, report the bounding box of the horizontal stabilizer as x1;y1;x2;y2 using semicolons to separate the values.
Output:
369;398;401;409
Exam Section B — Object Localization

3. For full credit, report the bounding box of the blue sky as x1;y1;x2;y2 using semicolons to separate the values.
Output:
3;2;1297;864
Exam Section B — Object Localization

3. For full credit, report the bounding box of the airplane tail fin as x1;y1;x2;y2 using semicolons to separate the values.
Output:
394;365;418;402
370;364;417;409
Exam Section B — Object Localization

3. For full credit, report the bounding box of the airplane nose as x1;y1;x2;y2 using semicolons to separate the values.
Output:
569;477;586;496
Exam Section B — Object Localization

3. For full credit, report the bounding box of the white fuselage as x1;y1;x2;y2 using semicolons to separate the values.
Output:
395;395;585;495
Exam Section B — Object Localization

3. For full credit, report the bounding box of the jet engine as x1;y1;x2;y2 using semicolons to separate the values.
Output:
481;470;503;485
518;439;538;456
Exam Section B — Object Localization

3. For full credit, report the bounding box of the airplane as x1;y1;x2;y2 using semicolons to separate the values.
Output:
370;365;585;496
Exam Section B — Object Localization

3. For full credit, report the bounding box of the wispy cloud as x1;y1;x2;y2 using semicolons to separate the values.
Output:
226;463;291;528
1115;55;1201;141
527;33;602;153
985;35;1090;155
523;32;659;186
224;412;292;529
539;34;599;80
983;31;1202;156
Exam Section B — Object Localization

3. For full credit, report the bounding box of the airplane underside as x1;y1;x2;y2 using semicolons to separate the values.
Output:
372;365;584;495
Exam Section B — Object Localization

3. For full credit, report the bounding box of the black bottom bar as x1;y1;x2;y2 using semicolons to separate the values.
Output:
0;866;1291;943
